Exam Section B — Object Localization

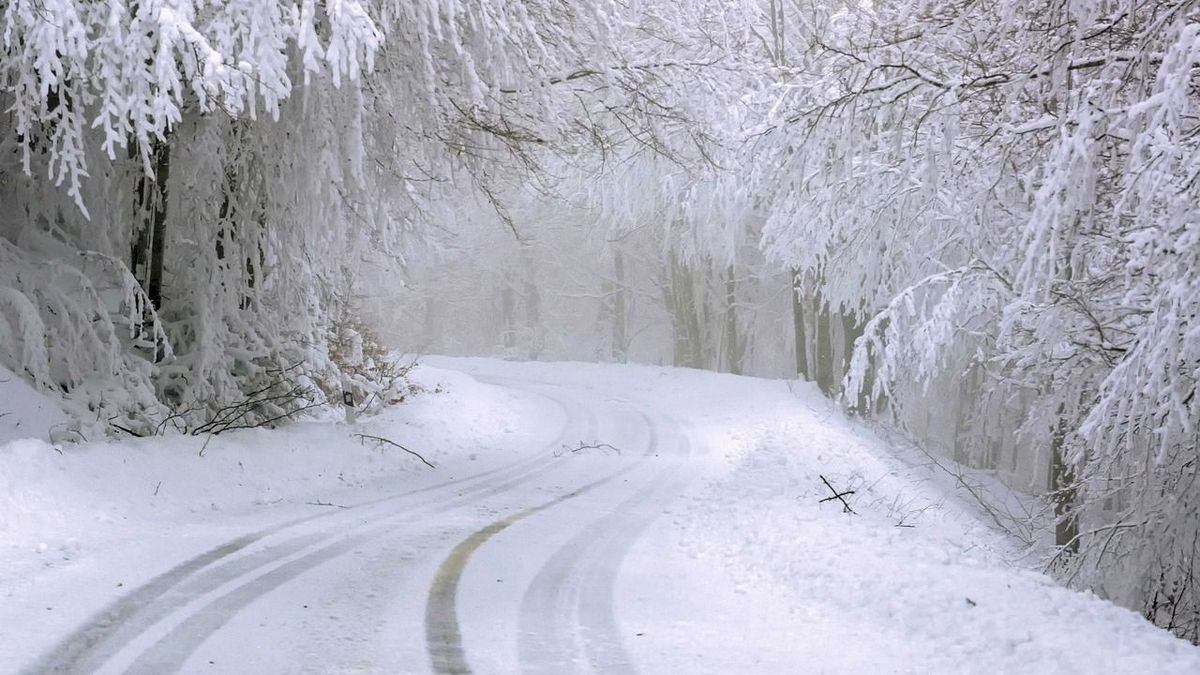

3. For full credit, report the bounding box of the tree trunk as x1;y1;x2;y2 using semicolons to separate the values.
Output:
814;292;835;395
521;245;541;360
1050;408;1079;551
692;264;710;369
500;277;516;350
131;139;170;362
791;268;808;380
723;264;744;375
146;141;169;317
841;310;866;407
612;249;628;362
841;312;862;378
668;254;702;368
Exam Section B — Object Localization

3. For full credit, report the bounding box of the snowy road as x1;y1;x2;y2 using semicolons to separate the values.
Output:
5;358;1200;674
426;381;695;675
21;374;701;674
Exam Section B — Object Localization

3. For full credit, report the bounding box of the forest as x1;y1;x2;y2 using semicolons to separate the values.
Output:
2;0;1198;645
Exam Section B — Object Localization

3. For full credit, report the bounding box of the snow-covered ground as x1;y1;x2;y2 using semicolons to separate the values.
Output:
0;363;70;447
1;358;1197;674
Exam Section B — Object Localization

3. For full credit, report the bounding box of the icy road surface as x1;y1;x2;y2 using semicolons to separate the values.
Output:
3;358;1199;673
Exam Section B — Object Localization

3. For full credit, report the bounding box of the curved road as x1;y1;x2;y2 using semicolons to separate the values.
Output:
26;372;698;674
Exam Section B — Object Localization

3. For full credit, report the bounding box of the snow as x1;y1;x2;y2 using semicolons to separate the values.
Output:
0;363;70;446
0;363;548;672
1;357;1197;673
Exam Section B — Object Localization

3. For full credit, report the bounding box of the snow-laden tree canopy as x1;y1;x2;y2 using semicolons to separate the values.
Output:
739;0;1200;640
0;0;716;431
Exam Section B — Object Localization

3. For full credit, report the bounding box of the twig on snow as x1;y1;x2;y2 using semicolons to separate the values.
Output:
109;420;145;437
198;433;217;457
352;433;435;469
819;474;857;514
306;499;349;509
555;441;622;457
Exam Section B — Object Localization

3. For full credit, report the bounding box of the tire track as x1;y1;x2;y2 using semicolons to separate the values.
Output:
122;450;598;674
517;415;695;675
424;469;637;675
424;405;662;675
27;380;591;675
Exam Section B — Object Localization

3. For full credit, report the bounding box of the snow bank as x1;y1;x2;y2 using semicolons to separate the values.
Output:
0;363;69;446
0;362;542;566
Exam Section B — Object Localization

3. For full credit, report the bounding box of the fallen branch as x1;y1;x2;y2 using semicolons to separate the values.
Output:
306;499;349;509
352;433;435;469
109;420;145;437
156;361;331;437
191;381;322;436
819;474;857;514
555;441;622;457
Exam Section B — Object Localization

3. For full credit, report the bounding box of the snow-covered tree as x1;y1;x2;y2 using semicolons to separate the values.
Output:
0;0;718;433
749;0;1200;639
